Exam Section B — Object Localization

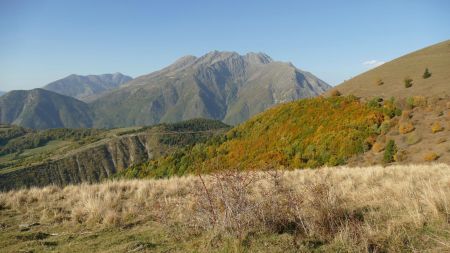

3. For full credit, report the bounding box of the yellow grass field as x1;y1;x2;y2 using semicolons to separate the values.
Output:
1;164;450;252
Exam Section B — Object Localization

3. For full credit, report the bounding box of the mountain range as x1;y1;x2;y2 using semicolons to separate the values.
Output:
43;72;132;102
91;51;330;127
0;89;93;129
0;51;330;129
0;40;449;189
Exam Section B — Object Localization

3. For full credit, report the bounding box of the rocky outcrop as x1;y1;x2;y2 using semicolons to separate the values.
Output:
0;133;162;190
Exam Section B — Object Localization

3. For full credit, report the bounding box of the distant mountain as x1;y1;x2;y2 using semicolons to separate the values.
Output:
91;51;330;127
43;73;132;102
327;40;450;99
0;89;92;129
0;91;5;97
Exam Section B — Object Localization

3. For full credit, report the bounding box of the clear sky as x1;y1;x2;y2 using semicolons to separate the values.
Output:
0;0;449;91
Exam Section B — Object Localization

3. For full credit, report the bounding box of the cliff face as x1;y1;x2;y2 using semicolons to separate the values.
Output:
0;133;160;190
1;128;225;190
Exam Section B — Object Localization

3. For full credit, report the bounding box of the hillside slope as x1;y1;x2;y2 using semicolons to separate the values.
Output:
1;164;449;252
122;96;387;179
91;51;330;127
0;89;93;129
0;119;229;190
328;40;450;99
43;73;132;102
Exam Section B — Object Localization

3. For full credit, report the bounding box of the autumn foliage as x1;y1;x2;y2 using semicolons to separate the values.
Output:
120;96;385;178
216;96;385;169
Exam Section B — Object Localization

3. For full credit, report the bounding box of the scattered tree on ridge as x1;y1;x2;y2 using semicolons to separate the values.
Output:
423;68;432;79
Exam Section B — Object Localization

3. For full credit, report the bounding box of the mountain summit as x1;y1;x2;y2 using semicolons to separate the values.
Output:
92;51;330;127
0;89;92;129
43;73;132;101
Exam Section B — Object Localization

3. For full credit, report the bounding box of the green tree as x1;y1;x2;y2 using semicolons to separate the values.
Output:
383;140;397;163
422;68;432;79
404;77;413;88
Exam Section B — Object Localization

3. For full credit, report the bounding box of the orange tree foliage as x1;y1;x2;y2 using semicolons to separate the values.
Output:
213;96;384;170
119;96;385;178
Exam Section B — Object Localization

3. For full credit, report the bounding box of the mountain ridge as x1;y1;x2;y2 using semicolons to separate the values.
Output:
43;72;132;102
0;88;93;129
91;51;330;127
327;40;450;99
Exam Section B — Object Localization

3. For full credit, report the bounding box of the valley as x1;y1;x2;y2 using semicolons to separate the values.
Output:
0;3;449;250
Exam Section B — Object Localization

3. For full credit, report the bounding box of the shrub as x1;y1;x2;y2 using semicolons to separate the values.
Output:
406;133;421;145
424;152;439;161
383;140;397;163
399;122;415;134
376;79;384;86
406;96;427;109
379;120;393;134
422;68;432;79
382;98;402;118
330;89;342;97
404;77;413;88
394;150;407;162
367;97;382;108
431;122;444;133
372;142;384;153
400;110;411;121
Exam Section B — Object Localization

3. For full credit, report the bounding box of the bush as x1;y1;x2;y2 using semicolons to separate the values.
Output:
330;90;342;97
423;152;439;161
431;122;444;133
406;133;421;145
379;120;393;134
394;150;407;162
404;78;413;88
372;142;384;153
376;79;384;86
406;96;427;109
399;122;415;134
400;111;411;121
383;140;397;163
423;68;432;79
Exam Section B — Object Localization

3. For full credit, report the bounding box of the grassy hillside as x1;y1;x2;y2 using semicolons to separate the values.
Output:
0;119;229;190
327;40;450;99
354;96;450;166
120;96;387;178
1;164;449;252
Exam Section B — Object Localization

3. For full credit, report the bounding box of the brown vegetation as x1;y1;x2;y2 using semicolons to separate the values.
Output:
431;121;444;133
399;122;415;134
371;142;384;153
424;152;439;161
1;164;450;252
330;89;341;97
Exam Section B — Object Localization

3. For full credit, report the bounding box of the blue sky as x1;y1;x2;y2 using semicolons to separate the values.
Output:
0;0;449;91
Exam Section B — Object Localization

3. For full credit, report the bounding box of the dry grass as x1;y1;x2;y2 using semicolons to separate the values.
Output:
1;164;450;252
432;121;444;133
399;122;415;134
327;40;450;99
424;152;440;162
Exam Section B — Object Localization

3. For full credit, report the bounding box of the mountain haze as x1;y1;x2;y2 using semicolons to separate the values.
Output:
43;73;132;102
328;40;450;99
92;51;330;127
0;89;93;129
